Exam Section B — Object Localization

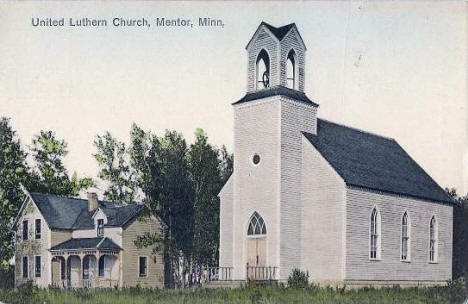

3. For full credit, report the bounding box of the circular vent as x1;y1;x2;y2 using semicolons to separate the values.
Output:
252;154;261;165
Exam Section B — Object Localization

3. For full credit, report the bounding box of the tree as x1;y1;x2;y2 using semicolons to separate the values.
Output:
130;125;194;288
0;118;30;267
93;132;136;203
188;129;232;283
29;130;92;196
450;188;468;286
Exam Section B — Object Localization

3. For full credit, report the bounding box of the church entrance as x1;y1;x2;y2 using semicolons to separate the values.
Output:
246;212;269;280
246;236;266;266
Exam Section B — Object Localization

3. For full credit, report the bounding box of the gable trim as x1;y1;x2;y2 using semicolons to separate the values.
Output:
245;23;280;50
10;185;50;232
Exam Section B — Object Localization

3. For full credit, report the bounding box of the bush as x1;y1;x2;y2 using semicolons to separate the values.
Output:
0;265;14;289
447;277;467;303
287;268;309;289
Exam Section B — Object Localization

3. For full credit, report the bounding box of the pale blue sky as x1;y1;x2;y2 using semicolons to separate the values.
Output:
1;1;466;193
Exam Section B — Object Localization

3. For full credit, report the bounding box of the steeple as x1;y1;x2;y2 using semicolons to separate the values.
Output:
245;22;307;93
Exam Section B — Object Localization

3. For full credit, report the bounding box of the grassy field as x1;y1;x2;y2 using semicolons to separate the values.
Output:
0;280;467;304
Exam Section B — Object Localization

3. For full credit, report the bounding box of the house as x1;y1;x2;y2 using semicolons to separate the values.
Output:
215;22;453;287
11;188;164;288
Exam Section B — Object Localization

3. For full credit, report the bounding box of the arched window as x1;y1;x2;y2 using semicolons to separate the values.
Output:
429;216;437;262
401;212;410;261
370;207;381;259
256;50;270;90
247;212;266;236
286;49;296;89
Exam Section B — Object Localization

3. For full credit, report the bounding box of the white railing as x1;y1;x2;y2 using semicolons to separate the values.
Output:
204;267;233;282
52;278;119;289
246;265;277;281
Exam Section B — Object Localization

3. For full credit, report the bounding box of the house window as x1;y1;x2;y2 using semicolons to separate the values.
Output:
401;212;410;261
35;256;41;277
429;216;437;262
97;219;104;237
35;219;41;239
22;220;28;241
247;212;267;236
139;256;147;277
98;256;105;277
286;49;296;89
370;207;381;260
22;256;28;279
256;49;270;89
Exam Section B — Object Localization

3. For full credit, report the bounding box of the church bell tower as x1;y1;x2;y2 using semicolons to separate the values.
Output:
245;22;307;93
228;22;318;281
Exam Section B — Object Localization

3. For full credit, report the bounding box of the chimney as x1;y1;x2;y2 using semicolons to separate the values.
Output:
87;192;99;212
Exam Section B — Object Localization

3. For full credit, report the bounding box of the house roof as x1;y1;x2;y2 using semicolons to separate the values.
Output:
50;237;121;251
303;119;453;204
28;192;145;230
233;86;319;107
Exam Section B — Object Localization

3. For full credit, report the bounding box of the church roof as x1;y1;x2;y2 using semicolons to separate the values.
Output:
27;192;145;230
233;86;319;107
261;22;296;41
303;119;453;204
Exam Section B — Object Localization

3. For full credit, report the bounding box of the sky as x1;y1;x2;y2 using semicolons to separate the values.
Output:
0;1;467;194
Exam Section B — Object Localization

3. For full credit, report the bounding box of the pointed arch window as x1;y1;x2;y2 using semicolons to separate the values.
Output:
286;49;296;89
247;212;266;236
370;207;381;260
401;212;410;261
256;50;270;90
429;216;437;262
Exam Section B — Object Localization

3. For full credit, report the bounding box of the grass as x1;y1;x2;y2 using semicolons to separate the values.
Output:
0;280;466;304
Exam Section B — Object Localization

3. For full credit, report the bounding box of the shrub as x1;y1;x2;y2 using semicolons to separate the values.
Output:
0;265;14;289
287;268;309;289
447;277;466;303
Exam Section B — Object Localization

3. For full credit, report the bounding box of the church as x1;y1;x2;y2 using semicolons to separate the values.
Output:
216;22;453;287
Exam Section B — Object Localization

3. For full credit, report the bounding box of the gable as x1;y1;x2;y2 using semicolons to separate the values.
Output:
11;194;48;232
280;26;306;51
246;23;280;50
303;119;452;204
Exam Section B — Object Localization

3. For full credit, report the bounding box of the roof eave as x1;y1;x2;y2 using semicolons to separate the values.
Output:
345;183;454;205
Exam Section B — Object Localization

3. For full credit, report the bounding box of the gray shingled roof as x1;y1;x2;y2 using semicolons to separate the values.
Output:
261;22;296;41
303;119;452;204
50;237;121;251
233;86;319;107
30;192;145;230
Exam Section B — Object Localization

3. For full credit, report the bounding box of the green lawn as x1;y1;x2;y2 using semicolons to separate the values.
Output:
0;281;466;304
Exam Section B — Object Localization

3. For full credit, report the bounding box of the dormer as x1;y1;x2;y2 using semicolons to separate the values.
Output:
92;208;107;237
246;22;306;93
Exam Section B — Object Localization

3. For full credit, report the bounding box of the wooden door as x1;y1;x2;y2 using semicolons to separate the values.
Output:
246;237;267;279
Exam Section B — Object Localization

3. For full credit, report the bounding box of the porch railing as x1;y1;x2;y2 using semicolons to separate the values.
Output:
204;267;233;282
52;279;119;288
246;265;278;281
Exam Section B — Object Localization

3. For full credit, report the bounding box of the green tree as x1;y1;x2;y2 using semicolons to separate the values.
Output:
450;188;468;288
129;125;194;288
0;118;30;267
29;130;92;196
188;129;232;283
93;132;136;203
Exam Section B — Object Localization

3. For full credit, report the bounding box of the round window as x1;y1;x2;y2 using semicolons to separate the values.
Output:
252;154;261;165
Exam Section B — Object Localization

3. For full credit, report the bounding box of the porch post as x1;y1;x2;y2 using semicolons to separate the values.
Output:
95;253;99;288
